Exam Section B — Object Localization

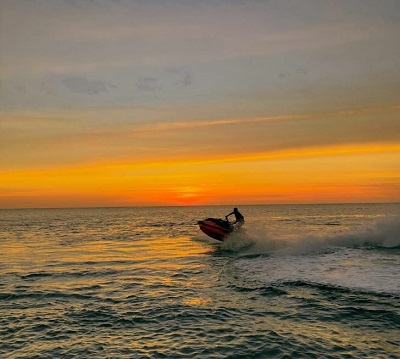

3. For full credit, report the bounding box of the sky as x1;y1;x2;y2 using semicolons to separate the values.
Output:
1;0;400;208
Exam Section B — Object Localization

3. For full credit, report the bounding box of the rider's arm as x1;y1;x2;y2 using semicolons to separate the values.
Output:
225;212;234;220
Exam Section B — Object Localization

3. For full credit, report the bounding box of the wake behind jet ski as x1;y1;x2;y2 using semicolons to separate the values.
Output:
198;208;245;241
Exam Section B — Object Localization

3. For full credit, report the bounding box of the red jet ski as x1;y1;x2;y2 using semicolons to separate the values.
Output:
198;218;233;241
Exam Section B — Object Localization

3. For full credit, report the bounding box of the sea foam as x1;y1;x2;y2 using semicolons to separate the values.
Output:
223;216;400;255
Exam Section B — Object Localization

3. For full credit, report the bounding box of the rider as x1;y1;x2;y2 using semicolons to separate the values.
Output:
225;207;244;229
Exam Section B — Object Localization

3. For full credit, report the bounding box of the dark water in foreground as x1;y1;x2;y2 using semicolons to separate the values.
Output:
1;204;399;358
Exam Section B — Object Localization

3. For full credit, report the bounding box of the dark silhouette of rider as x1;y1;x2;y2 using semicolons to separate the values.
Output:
225;207;244;228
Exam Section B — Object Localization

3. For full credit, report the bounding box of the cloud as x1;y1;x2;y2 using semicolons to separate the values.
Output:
61;77;113;95
1;0;399;115
1;104;399;172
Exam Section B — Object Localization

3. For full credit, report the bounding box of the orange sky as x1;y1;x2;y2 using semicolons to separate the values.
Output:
1;1;400;208
1;139;399;208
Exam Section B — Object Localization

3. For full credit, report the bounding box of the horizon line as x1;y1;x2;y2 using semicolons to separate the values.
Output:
1;201;399;211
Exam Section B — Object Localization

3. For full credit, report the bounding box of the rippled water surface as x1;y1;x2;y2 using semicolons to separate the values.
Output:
1;204;399;358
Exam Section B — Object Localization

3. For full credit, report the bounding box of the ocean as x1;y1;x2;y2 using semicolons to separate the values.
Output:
1;204;399;358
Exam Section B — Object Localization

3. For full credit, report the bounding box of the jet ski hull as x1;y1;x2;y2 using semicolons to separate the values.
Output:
198;218;233;241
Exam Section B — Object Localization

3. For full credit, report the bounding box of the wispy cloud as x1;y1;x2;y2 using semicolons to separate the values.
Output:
2;104;399;171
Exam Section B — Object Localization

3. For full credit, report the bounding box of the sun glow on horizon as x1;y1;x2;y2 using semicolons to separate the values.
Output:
1;142;399;208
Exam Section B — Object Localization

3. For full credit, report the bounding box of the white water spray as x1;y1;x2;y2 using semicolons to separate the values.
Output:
222;216;400;255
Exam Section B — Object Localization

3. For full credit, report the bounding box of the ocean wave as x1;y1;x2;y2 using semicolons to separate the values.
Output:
2;205;400;359
0;291;94;302
280;280;400;300
19;267;130;281
227;283;287;297
224;276;400;301
223;216;400;255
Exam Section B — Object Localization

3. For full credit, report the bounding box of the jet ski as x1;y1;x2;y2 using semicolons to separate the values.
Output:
197;218;233;241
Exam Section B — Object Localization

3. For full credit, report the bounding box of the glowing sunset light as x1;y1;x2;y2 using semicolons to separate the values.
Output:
1;141;399;208
1;1;400;208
